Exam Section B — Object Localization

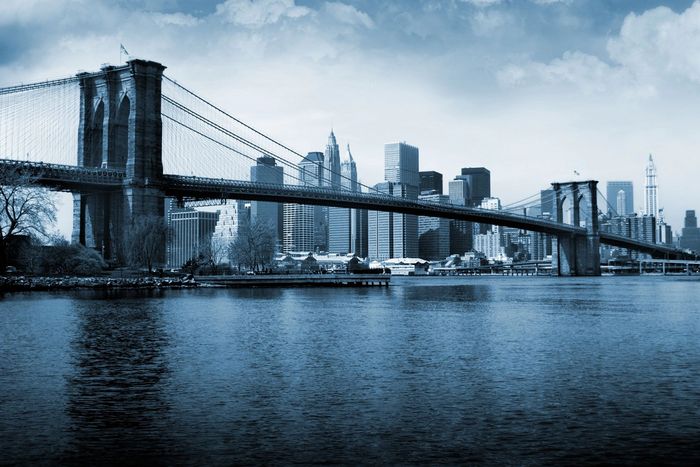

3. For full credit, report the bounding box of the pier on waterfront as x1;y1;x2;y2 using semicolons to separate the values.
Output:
197;273;390;288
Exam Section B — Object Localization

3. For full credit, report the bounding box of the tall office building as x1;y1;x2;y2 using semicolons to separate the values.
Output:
616;190;627;216
353;207;369;258
168;209;220;268
418;193;450;260
645;155;658;218
455;167;492;237
419;171;443;195
322;132;341;252
283;152;326;253
606;181;634;216
368;181;419;260
323;130;341;188
211;200;248;265
680;210;700;252
458;167;491;206
346;144;368;257
536;190;555;258
329;144;360;254
165;198;189;267
449;178;470;206
367;142;420;260
250;156;283;246
448;177;472;255
384;142;420;188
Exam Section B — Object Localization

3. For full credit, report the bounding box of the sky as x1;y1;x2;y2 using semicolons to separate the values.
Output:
1;0;699;235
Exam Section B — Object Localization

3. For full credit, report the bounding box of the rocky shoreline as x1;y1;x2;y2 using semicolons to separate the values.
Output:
0;275;198;292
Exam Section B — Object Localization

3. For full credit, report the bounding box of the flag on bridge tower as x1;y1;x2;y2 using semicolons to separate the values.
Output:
120;44;130;63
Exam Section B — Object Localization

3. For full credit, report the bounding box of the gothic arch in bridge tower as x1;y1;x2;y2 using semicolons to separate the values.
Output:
111;94;130;169
85;100;103;168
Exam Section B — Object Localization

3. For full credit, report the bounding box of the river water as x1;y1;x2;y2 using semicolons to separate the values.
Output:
1;276;699;465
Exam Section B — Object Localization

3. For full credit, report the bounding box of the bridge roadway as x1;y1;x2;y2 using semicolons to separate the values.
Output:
158;174;585;236
1;159;694;259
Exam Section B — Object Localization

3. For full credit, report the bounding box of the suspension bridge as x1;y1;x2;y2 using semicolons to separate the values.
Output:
0;59;694;276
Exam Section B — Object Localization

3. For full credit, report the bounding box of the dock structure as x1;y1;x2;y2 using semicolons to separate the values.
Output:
196;274;390;288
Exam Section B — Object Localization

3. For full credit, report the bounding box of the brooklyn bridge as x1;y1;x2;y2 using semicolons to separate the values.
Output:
0;59;692;276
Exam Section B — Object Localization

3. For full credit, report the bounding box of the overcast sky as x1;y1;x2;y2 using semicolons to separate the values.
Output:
1;0;699;234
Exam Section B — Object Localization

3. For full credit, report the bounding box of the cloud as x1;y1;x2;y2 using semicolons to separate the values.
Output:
460;0;502;7
531;0;571;5
322;2;374;29
215;0;310;28
470;9;512;35
0;0;73;25
608;3;700;84
150;12;202;27
497;2;700;96
497;51;622;93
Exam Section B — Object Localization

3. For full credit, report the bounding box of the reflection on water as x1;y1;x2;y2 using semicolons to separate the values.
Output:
1;277;700;464
62;292;173;464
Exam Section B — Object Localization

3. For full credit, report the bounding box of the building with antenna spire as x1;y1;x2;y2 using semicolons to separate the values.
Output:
323;130;341;189
645;154;658;218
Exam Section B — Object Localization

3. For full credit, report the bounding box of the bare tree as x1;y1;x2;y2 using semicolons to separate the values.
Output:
228;219;276;272
0;165;56;270
194;237;229;274
123;215;168;272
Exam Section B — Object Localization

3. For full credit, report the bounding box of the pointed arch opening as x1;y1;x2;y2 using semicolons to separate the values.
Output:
111;95;130;169
86;101;103;168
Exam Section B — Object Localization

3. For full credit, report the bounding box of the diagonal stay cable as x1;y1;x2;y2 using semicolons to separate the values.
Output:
162;77;380;195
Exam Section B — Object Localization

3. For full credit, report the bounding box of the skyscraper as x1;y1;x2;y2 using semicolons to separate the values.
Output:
211;200;248;265
680;210;700;252
419;171;443;195
250;156;283;246
448;177;472;255
459;167;491;206
368;181;419;260
606;181;634;216
328;144;360;254
168;209;220;268
645;155;658;218
323;130;341;188
448;178;469;206
384;142;419;188
616;190;626;216
283;152;326;253
418;193;450;260
366;142;420;260
456;167;492;237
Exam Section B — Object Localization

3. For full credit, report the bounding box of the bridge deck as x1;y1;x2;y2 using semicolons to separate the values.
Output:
158;174;585;236
0;159;693;259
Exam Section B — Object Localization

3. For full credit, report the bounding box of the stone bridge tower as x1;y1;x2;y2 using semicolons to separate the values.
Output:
71;59;166;262
551;180;601;276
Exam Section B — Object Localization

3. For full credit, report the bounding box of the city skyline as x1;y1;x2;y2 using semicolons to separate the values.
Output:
1;0;698;235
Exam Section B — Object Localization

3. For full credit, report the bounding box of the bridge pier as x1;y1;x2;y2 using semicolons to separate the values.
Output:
71;59;166;264
551;180;601;276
